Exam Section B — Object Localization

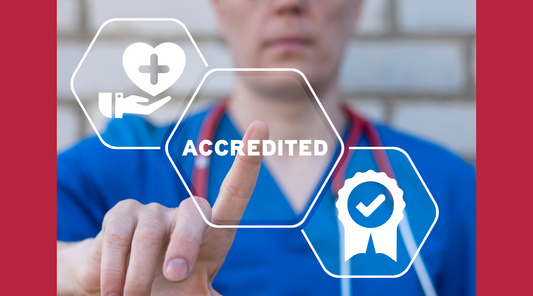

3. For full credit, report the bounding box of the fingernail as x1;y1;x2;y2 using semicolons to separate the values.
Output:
166;258;189;281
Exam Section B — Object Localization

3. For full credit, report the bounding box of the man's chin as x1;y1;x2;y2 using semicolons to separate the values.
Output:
257;59;321;80
237;70;316;102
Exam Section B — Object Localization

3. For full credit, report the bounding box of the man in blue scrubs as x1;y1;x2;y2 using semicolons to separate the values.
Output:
57;1;475;295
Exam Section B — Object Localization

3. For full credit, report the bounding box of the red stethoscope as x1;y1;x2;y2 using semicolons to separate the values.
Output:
190;98;396;200
189;98;437;296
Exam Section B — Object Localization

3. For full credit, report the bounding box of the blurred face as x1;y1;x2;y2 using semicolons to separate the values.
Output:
213;0;361;93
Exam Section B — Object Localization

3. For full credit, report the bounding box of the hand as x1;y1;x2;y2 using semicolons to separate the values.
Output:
115;94;171;118
57;121;269;296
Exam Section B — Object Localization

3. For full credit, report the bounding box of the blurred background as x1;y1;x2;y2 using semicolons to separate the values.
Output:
57;0;476;162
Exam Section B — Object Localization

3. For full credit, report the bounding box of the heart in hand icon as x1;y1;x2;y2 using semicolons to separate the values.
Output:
123;42;186;97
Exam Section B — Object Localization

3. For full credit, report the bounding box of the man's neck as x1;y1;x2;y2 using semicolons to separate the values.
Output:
227;80;347;142
226;77;346;213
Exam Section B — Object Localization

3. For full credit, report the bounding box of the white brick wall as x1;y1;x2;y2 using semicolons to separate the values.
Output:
57;0;476;160
391;101;476;158
397;0;476;33
347;99;387;123
88;0;219;37
84;100;110;136
57;0;80;35
356;0;389;35
57;42;86;99
340;40;466;94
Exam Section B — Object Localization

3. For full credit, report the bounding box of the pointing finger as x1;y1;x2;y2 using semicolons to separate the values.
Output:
211;120;269;225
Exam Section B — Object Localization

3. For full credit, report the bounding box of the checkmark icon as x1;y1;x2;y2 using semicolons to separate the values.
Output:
356;194;386;217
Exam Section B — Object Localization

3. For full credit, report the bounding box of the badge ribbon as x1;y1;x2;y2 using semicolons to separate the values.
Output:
336;170;405;262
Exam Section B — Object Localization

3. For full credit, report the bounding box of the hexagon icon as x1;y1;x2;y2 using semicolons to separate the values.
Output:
165;68;344;228
302;147;439;278
71;18;208;149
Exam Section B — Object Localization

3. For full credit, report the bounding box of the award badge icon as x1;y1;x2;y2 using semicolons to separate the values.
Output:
98;42;186;118
336;170;406;262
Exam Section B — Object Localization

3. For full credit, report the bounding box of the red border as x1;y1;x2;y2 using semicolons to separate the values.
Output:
1;1;57;295
2;0;532;295
477;0;533;294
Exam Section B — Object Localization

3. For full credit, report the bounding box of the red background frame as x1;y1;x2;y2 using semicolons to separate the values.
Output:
476;0;533;294
1;0;532;294
1;1;57;294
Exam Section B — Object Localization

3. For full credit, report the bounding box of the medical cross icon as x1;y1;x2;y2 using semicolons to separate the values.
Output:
124;42;185;96
139;54;170;85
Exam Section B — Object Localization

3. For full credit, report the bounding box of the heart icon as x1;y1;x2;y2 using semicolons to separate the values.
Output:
123;42;186;97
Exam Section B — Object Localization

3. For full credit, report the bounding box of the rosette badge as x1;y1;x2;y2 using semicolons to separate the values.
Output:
336;170;405;262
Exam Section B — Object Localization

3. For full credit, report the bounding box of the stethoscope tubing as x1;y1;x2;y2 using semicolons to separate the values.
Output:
191;100;437;296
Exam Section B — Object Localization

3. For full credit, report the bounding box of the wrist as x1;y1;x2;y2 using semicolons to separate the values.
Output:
57;240;92;296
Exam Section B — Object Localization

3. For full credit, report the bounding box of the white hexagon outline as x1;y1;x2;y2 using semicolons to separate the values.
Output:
70;18;209;150
164;68;345;228
301;146;439;278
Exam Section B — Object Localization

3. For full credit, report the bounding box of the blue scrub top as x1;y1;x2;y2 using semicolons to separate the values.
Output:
57;105;476;296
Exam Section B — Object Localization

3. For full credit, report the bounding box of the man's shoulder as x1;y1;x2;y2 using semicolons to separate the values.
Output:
376;123;475;178
67;106;212;151
374;123;476;228
58;107;214;173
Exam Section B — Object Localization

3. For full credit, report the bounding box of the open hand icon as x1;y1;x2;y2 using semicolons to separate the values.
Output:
98;92;171;118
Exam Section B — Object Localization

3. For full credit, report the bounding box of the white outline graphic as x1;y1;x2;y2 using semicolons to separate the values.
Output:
302;147;439;278
165;68;345;228
70;18;208;150
336;170;405;262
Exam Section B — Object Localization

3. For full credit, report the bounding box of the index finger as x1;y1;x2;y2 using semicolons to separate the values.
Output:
211;120;269;225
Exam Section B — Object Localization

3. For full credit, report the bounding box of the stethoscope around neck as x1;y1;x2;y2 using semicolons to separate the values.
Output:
189;99;438;296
